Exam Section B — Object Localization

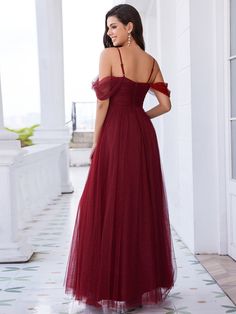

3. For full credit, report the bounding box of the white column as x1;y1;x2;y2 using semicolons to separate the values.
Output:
189;0;221;254
0;75;34;262
34;0;73;193
0;76;18;141
0;76;3;128
0;75;22;154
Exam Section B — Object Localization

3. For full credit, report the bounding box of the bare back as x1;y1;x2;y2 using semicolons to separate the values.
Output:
108;46;162;84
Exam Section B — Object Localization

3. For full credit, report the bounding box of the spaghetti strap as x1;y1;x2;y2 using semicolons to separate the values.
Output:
147;58;155;83
117;48;125;76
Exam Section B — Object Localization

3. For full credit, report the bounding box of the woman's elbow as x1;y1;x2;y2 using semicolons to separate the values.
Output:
162;100;172;113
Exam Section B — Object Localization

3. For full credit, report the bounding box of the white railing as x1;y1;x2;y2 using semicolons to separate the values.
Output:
70;101;96;132
16;144;63;228
0;142;68;263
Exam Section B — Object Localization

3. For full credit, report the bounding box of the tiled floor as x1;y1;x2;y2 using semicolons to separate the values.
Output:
0;166;236;314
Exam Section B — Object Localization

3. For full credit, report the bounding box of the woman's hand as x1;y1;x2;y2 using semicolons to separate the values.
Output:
90;143;97;161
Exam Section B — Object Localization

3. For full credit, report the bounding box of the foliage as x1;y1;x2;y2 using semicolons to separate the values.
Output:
4;124;40;147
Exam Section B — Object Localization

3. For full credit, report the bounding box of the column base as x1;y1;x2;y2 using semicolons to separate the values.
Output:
61;182;74;193
32;126;71;144
0;241;34;263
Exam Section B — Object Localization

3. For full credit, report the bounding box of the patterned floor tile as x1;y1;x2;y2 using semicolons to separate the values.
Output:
0;167;235;314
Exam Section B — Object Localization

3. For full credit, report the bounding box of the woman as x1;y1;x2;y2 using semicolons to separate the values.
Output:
65;4;177;313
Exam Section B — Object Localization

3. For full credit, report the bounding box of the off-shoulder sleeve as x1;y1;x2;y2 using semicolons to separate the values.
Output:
92;76;122;100
149;82;171;97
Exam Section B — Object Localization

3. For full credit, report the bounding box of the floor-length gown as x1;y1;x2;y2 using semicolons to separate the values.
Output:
65;48;177;312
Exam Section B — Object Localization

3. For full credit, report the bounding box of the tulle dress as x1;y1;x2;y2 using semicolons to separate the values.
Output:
65;48;177;312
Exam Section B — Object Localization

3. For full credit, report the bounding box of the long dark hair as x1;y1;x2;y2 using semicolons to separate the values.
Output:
103;4;145;50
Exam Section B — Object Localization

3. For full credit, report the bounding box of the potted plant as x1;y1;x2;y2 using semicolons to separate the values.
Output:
4;124;40;147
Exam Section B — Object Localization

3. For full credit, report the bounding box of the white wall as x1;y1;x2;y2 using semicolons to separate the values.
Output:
189;0;219;253
157;0;195;252
157;0;227;254
123;0;228;254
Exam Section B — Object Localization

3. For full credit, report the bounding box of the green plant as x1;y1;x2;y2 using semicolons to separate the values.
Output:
4;124;40;147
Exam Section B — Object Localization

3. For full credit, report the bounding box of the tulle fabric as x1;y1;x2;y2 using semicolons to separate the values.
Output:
149;81;171;97
92;76;171;100
65;76;177;312
91;76;123;100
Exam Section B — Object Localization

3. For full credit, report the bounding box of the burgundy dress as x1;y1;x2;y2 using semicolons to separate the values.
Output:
65;48;177;312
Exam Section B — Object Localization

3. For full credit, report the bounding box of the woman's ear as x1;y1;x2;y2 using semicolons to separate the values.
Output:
127;22;134;33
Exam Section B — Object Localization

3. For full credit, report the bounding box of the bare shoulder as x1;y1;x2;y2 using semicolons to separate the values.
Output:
144;51;159;66
143;51;154;59
99;47;118;60
145;52;161;76
98;48;118;79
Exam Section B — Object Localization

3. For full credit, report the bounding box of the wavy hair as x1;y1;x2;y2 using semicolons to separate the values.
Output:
103;4;145;50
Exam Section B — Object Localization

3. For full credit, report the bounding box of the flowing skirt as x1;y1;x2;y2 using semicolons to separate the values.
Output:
65;105;177;312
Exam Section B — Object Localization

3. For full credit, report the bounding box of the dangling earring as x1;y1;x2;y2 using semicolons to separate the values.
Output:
128;32;131;47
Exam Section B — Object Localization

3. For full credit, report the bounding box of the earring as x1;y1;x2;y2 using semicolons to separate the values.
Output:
128;32;131;47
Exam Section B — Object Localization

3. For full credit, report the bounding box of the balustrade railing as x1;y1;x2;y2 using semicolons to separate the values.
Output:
66;101;96;135
0;142;69;262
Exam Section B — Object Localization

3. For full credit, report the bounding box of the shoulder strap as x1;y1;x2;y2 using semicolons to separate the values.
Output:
147;58;155;83
117;48;125;76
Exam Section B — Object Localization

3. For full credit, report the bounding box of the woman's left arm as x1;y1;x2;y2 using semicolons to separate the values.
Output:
91;49;112;160
145;62;171;119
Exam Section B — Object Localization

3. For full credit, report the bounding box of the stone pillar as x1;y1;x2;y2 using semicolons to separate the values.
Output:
0;75;33;262
34;0;73;193
0;76;3;129
0;74;23;160
0;77;18;141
